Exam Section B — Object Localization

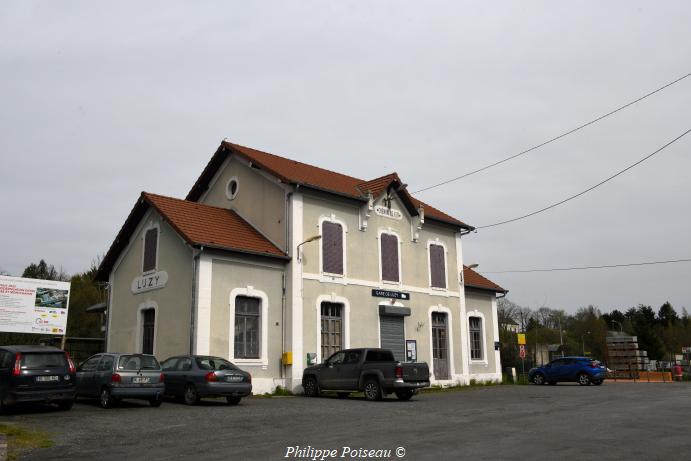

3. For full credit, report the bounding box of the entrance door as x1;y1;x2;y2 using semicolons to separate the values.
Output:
321;302;343;361
432;312;449;380
379;315;405;361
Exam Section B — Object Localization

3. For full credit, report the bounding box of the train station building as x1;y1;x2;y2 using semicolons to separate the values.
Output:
96;141;507;393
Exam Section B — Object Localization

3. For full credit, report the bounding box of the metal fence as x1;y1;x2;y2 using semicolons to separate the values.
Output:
39;336;105;364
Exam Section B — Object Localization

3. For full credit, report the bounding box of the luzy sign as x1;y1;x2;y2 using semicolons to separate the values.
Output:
131;271;168;294
374;206;402;220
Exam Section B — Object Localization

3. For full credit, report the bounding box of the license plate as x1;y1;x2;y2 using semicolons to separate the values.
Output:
36;376;59;382
132;377;150;384
225;375;243;382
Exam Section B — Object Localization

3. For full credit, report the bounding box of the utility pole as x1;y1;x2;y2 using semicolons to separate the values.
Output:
582;331;591;356
558;316;564;357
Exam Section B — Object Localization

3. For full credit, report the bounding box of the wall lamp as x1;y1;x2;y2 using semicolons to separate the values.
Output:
297;235;322;262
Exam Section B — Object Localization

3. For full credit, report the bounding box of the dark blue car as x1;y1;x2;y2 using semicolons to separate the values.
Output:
529;356;607;386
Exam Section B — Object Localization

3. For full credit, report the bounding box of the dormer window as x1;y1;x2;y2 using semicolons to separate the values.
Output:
143;227;158;273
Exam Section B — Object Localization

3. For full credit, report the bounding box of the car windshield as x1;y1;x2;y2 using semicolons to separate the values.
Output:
21;353;66;369
117;355;160;371
196;357;238;371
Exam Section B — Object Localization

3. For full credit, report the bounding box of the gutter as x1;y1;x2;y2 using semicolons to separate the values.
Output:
193;243;291;261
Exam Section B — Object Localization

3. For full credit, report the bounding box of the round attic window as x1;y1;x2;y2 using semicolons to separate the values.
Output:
226;177;239;200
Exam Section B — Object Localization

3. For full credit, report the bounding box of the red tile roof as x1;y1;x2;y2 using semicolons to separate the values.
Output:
463;266;507;294
143;193;285;257
187;141;472;229
94;192;287;281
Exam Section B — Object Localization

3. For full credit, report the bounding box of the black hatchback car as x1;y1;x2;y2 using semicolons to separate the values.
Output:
0;345;76;412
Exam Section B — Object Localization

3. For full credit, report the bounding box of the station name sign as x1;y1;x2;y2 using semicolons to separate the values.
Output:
131;271;168;294
374;206;403;220
371;289;410;300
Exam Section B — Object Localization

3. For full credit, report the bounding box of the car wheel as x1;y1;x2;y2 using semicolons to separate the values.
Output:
226;396;242;405
57;399;74;411
395;390;414;401
532;373;546;385
364;379;383;401
184;384;200;405
592;379;603;386
578;373;591;386
303;377;319;397
99;387;114;409
149;395;163;407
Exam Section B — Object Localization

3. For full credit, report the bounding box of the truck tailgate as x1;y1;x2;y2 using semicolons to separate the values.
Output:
401;362;430;382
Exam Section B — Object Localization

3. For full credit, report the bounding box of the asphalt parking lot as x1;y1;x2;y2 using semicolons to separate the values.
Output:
3;382;691;460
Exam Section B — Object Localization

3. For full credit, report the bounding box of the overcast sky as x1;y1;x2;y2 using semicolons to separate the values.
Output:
1;1;690;314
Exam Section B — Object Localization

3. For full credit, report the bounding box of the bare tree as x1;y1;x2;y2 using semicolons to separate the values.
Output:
516;306;533;332
497;298;520;330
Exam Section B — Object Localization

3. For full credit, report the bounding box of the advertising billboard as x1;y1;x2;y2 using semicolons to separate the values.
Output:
0;275;71;335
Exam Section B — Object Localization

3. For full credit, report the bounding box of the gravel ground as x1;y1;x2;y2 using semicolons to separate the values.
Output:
3;381;690;460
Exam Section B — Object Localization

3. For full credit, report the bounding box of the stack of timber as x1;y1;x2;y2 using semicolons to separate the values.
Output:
606;334;649;371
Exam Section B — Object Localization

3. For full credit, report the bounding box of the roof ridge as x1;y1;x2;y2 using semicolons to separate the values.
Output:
142;191;239;214
224;141;366;184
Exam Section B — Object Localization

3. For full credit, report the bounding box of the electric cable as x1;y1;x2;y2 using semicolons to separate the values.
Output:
476;127;691;229
412;71;691;194
481;258;691;274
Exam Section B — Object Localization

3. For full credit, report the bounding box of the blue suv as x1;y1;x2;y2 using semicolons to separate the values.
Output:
529;356;607;386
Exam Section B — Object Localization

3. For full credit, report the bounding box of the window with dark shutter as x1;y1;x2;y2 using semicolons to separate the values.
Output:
429;244;446;288
234;296;261;359
143;228;158;273
321;221;343;275
380;233;399;282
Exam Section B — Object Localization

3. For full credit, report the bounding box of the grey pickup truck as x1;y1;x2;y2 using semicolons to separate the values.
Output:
302;348;430;401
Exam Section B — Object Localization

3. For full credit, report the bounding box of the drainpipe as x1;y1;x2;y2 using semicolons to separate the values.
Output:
189;246;203;355
281;272;286;379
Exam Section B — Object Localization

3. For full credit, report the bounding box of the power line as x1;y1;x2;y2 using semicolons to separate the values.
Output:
412;71;691;194
481;258;691;274
476;127;691;229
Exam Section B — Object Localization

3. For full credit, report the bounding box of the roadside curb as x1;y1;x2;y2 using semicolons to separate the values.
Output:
0;433;7;461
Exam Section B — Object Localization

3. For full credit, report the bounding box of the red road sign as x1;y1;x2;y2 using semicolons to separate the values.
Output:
519;345;526;359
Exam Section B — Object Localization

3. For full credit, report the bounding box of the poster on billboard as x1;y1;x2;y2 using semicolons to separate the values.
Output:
0;275;71;335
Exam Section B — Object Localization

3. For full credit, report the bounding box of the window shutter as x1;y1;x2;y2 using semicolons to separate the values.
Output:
143;228;158;272
380;233;399;282
429;244;446;288
322;222;343;274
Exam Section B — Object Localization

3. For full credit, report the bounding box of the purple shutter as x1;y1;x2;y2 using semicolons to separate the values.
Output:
380;233;399;282
322;222;343;274
143;228;158;272
429;244;446;288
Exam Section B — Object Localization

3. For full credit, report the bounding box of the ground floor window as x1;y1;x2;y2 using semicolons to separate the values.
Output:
235;296;261;359
469;316;483;360
321;302;343;360
141;308;155;355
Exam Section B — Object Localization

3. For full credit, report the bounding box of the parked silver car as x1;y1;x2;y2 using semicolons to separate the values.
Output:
161;355;252;405
75;353;165;408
